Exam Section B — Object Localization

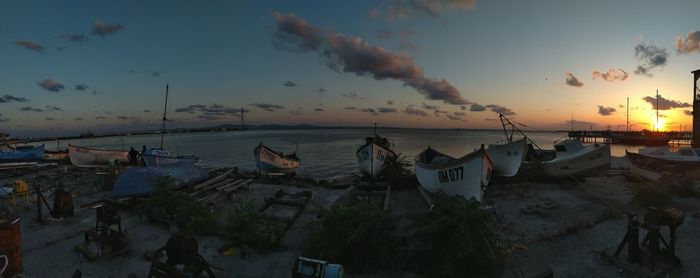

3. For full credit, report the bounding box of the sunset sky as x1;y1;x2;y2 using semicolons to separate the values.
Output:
1;0;700;137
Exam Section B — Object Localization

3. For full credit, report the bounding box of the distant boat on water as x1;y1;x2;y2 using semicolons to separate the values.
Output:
254;142;300;174
415;145;493;201
356;124;396;178
68;144;129;167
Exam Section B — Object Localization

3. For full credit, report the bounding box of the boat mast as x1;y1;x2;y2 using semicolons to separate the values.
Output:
656;89;659;131
159;84;169;149
626;97;629;132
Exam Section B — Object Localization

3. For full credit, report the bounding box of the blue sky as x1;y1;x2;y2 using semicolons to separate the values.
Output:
1;0;700;137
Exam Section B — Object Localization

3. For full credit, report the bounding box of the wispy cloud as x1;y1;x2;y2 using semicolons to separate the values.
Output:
597;105;616;116
74;117;84;121
378;0;476;20
0;94;29;103
95;116;107;120
564;72;583;87
485;104;515;116
37;78;65;92
14;40;45;53
44;117;55;121
360;108;379;115
92;19;124;38
74;84;89;91
342;92;359;98
469;103;486;111
344;106;357;110
675;30;700;54
19;106;43;112
642;95;690;110
59;33;89;43
404;106;428;116
272;12;470;105
249;103;284;112
634;42;668;77
283;81;297;87
44;105;62;111
592;68;628;82
387;100;394;105
314;108;325;112
377;107;397;113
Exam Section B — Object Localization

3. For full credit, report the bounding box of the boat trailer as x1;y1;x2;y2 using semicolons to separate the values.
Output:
605;207;684;276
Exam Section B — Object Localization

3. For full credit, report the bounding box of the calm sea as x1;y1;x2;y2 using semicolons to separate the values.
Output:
38;129;643;179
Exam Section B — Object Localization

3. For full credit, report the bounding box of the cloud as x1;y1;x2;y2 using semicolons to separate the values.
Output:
37;78;65;92
75;117;84;121
360;108;379;115
565;119;597;128
597;105;616;116
313;88;327;94
14;40;45;53
642;95;691;110
675;31;700;54
92;19;124;38
344;106;357;110
684;110;693;116
144;110;151;112
314;108;325;112
19;106;42;112
564;72;583;87
0;94;29;103
150;71;165;77
249;103;284;112
454;111;466;116
283;81;297;87
59;33;89;43
469;103;486;112
485;104;515;116
74;84;89;91
404;106;428;116
342;92;359;98
634;42;668;77
44;117;55;121
290;110;303;115
447;114;465;121
272;12;470;105
95;116;107;120
117;115;129;120
44;105;62;111
592;69;628;82
387;100;394;105
378;107;397;113
379;0;476;20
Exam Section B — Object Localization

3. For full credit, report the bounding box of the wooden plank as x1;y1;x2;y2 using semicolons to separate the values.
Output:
197;177;235;192
215;178;245;191
223;179;252;193
383;185;391;211
193;168;235;190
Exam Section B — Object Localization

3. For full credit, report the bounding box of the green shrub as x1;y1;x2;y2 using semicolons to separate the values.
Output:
224;200;284;250
139;177;214;234
303;202;400;272
408;193;504;278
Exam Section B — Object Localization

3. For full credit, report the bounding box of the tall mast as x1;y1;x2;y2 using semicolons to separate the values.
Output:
240;107;244;130
626;97;629;132
159;84;169;149
656;89;659;131
374;122;377;136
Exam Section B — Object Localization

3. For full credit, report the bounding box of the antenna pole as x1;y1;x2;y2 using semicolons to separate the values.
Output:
374;122;377;136
656;89;659;131
240;108;244;130
160;84;169;149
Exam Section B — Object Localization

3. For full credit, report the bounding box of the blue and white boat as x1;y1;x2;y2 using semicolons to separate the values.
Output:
143;148;199;167
110;162;208;199
0;144;45;163
253;143;300;174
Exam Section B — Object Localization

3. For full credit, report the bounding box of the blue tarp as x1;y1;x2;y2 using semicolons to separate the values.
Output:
110;162;208;199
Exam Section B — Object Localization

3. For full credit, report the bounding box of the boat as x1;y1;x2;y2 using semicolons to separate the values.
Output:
526;139;611;177
637;146;700;162
625;148;700;182
415;145;493;201
110;162;208;199
254;142;300;174
44;149;69;161
0;144;44;163
68;144;129;167
487;137;527;177
356;127;396;177
143;150;199;167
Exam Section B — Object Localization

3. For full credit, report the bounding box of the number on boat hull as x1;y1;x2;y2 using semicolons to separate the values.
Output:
438;166;464;183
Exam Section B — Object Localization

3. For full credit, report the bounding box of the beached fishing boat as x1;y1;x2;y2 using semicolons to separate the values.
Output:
68;144;129;167
637;146;700;162
44;149;69;161
0;144;44;163
487;138;527;177
356;131;396;177
527;139;610;177
143;150;199;167
415;145;493;201
625;148;700;182
110;162;208;199
254;142;300;174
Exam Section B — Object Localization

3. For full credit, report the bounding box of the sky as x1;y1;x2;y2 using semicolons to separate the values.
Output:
1;0;700;137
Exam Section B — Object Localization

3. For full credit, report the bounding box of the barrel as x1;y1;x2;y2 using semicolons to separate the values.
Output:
0;215;22;276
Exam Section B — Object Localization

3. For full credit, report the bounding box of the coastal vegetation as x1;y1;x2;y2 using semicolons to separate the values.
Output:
138;177;214;234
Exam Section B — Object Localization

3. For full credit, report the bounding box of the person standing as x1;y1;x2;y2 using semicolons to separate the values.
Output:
140;145;147;165
128;147;139;166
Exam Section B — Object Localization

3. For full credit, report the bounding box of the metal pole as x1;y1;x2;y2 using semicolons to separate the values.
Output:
627;97;629;132
656;89;659;131
160;84;169;149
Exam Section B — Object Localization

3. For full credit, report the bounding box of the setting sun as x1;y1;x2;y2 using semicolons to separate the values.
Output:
654;118;666;131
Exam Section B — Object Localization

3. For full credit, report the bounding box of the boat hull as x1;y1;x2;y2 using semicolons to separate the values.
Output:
68;144;129;168
0;144;44;163
625;151;699;182
44;150;69;161
254;144;300;174
110;162;208;199
143;153;198;167
487;138;527;177
415;147;493;202
540;144;611;177
356;142;396;177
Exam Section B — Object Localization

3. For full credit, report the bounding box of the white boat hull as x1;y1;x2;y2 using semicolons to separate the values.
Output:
356;142;395;177
540;144;610;177
626;156;662;182
415;147;493;202
254;144;300;173
487;138;527;177
68;144;129;168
